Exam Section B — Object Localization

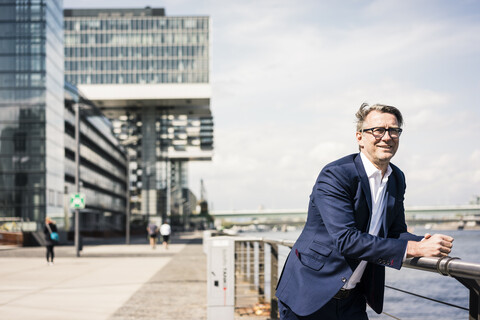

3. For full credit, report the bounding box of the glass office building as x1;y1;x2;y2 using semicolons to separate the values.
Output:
64;83;127;234
0;1;128;242
0;0;64;227
64;8;214;227
64;8;209;85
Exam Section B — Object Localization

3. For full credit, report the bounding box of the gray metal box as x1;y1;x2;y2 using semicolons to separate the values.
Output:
206;236;235;320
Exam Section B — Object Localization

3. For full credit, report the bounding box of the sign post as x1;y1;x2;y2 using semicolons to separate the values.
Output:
74;104;81;257
70;192;85;257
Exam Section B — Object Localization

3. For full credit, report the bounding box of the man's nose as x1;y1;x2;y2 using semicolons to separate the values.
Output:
382;130;393;141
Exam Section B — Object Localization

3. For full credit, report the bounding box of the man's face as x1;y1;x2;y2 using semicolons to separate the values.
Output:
356;110;400;171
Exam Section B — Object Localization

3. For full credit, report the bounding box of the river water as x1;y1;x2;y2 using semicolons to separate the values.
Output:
241;227;480;320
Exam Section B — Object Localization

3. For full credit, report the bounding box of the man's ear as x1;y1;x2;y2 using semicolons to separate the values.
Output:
356;131;364;149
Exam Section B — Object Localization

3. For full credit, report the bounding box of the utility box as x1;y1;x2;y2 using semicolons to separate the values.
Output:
203;230;213;254
206;236;235;320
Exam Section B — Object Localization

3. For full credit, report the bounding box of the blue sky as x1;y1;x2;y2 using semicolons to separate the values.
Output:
64;0;480;210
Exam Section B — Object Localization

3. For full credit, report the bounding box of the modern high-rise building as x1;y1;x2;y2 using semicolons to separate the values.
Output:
64;83;127;235
0;0;128;243
0;0;65;227
64;7;214;227
0;3;211;242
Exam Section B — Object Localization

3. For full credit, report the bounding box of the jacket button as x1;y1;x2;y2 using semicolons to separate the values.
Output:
341;277;346;283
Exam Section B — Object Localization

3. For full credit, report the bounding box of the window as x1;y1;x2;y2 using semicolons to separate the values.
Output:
48;189;55;206
13;132;27;152
57;191;63;207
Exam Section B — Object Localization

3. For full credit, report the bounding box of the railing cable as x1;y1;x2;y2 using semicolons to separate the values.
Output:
381;311;402;320
385;285;468;311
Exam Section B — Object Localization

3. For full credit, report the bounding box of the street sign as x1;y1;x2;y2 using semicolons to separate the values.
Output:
70;193;85;209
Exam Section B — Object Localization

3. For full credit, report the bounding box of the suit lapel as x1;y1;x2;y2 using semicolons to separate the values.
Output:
354;154;372;220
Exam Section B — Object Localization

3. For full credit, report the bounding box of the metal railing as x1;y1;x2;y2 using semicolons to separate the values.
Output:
231;238;293;319
230;239;273;318
404;256;480;320
230;237;480;320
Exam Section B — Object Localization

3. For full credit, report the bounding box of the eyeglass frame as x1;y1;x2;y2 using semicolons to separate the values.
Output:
360;127;403;139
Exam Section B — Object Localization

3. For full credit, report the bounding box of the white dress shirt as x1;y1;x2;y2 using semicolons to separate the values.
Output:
343;152;392;289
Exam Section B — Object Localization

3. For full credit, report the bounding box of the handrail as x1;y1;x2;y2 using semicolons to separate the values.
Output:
262;237;480;281
405;256;480;279
226;234;480;320
261;238;294;247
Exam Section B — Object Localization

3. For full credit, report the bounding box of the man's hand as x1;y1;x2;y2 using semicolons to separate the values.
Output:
406;234;454;258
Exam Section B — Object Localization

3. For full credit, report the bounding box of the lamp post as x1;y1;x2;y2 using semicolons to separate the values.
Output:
125;151;130;245
146;164;151;224
165;159;170;223
74;103;80;257
119;137;138;245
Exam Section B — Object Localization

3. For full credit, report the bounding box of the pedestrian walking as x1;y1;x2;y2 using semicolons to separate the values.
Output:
44;217;58;266
160;221;171;249
147;222;159;249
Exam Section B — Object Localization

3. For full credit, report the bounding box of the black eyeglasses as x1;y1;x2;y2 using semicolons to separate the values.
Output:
361;127;403;139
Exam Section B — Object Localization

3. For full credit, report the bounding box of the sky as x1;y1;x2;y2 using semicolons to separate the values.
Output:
64;0;480;211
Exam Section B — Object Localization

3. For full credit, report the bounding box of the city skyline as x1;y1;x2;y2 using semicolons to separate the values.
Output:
64;0;480;210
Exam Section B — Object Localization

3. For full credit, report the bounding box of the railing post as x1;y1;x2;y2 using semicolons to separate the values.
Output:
237;241;242;279
258;241;265;301
470;285;480;320
270;243;279;320
249;241;255;290
235;240;240;280
243;241;248;281
456;277;480;320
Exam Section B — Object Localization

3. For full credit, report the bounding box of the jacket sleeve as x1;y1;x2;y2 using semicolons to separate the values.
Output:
387;207;423;241
387;171;423;242
313;165;408;270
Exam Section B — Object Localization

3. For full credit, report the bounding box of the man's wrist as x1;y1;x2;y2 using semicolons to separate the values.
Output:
402;246;408;262
406;240;418;258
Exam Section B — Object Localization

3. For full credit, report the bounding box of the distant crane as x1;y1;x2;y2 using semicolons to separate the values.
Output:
199;179;208;214
198;179;213;224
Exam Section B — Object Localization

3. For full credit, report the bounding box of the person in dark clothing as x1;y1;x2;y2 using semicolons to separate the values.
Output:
44;217;58;265
275;103;454;319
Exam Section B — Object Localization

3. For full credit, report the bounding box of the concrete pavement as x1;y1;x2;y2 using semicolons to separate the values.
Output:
0;232;206;320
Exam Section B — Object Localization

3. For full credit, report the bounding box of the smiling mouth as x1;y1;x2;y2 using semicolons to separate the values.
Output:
378;145;393;150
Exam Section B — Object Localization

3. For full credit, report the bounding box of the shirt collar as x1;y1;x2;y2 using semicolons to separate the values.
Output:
360;152;392;180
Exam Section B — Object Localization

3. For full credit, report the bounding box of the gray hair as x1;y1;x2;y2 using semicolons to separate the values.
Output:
355;102;403;132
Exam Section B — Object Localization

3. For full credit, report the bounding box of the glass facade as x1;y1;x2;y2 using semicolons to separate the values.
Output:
64;8;209;85
64;83;127;232
0;0;64;228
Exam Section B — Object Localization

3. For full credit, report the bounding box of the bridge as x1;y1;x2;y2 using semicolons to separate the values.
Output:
210;205;480;227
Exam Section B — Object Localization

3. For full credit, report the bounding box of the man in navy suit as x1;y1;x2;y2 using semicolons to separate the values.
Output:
275;103;454;319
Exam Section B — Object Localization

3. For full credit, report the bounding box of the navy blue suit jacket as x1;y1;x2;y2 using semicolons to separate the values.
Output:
275;153;422;316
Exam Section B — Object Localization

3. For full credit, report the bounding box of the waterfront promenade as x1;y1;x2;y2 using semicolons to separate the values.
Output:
0;232;206;320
